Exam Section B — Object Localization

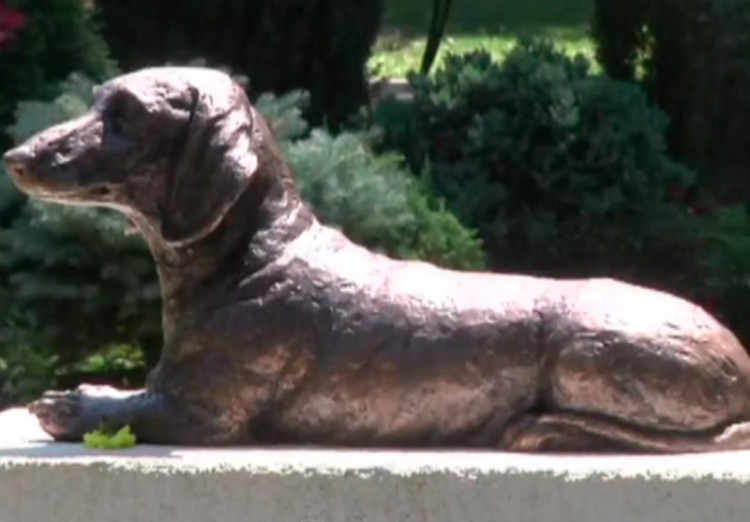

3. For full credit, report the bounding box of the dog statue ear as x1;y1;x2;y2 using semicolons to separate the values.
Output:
160;87;259;246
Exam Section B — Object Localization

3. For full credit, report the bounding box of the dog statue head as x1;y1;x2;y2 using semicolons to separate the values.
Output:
3;67;294;247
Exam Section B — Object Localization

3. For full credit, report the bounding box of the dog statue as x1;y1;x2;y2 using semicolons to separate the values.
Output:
5;67;750;452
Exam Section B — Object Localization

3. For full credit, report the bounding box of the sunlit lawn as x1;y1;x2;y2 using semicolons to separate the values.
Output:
370;0;597;77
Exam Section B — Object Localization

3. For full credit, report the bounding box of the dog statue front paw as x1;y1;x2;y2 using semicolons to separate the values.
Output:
28;384;129;441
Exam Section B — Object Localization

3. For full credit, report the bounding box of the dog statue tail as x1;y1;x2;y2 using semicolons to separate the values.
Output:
596;417;750;453
503;412;750;454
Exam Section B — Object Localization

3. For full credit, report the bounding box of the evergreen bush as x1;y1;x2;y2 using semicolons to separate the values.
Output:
0;0;115;150
699;206;750;349
285;130;486;270
258;91;487;270
375;40;698;287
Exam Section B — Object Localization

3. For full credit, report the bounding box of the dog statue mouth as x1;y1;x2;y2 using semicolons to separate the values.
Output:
32;184;116;206
9;174;115;206
3;146;31;184
3;147;117;204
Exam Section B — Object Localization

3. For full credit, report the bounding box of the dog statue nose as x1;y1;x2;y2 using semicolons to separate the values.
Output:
3;147;32;180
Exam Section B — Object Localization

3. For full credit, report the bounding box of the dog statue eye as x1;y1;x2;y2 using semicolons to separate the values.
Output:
103;91;138;137
107;111;130;137
112;116;126;134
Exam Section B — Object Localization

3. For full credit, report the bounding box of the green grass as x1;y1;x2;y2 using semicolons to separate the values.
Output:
370;0;597;77
369;29;595;78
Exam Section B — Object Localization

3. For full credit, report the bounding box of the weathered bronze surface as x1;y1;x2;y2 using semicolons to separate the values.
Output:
5;67;750;452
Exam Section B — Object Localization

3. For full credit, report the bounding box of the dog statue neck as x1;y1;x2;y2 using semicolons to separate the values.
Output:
144;161;315;340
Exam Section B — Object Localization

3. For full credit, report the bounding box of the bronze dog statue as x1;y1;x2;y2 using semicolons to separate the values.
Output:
5;67;750;452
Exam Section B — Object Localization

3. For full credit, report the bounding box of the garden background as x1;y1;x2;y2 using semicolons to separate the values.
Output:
1;0;749;407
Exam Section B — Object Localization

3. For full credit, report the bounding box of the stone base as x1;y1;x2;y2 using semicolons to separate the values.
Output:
1;407;750;522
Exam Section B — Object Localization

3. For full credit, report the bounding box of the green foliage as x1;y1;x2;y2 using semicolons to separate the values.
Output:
375;40;697;282
700;206;750;343
0;0;115;150
254;90;312;142
0;343;57;409
0;75;161;402
0;167;24;228
591;0;750;204
0;198;162;367
285;130;486;269
7;73;98;144
83;425;137;450
94;0;384;128
73;344;146;377
258;90;486;269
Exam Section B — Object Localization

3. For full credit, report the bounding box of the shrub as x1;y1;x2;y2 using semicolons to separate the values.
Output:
259;90;486;270
1;75;162;385
0;340;57;409
375;40;698;286
699;206;750;346
0;0;115;150
591;0;750;205
93;0;384;128
285;130;486;270
0;73;484;403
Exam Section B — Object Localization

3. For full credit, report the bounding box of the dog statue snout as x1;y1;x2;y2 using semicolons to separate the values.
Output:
3;147;32;181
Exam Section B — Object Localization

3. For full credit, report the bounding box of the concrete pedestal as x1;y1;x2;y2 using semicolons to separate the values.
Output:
1;407;749;522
